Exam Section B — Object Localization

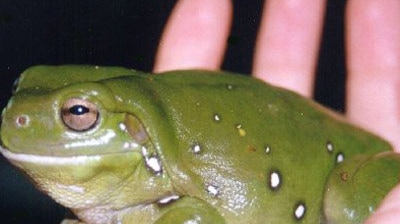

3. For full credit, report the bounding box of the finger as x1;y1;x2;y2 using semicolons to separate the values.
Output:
365;184;400;224
252;0;326;97
345;0;400;151
153;0;232;73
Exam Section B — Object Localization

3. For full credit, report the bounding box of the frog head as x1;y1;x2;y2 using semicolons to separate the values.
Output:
0;66;173;215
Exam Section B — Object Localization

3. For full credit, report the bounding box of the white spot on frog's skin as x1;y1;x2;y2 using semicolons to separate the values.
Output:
146;156;162;173
213;114;221;122
265;146;271;154
344;208;355;220
123;142;130;149
119;122;127;131
115;95;123;102
226;84;234;90
336;153;344;163
294;202;306;220
206;184;220;197
142;146;150;156
326;141;334;153
236;124;246;137
184;217;201;224
192;144;202;154
123;142;140;150
369;206;374;213
141;146;162;174
158;195;180;204
267;104;279;113
269;170;281;190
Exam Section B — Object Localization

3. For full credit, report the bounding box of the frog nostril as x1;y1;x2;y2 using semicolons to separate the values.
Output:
15;115;29;127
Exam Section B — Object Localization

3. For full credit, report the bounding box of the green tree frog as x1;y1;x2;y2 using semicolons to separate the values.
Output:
1;65;400;224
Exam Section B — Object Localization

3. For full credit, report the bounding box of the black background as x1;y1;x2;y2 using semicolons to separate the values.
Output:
0;1;346;223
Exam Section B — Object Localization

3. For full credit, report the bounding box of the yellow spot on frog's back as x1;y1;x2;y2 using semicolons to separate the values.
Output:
236;124;246;137
247;145;256;152
340;172;349;181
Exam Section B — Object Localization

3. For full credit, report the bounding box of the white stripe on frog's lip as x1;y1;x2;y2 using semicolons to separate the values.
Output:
0;146;102;165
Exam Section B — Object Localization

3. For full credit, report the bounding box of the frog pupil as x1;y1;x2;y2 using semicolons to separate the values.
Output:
69;105;89;115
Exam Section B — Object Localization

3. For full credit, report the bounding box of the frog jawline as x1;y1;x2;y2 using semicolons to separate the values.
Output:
0;146;104;165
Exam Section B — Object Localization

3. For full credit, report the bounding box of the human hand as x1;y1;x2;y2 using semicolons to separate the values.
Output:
153;0;400;223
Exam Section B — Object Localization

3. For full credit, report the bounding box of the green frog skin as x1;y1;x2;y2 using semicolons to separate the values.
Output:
1;65;400;224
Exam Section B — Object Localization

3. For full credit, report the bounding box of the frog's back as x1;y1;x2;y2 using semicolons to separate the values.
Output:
134;70;392;223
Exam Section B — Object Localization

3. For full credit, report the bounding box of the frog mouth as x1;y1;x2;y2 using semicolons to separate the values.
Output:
0;146;104;165
0;143;157;174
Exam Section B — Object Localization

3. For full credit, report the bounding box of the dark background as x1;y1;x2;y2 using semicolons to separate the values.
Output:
0;0;346;223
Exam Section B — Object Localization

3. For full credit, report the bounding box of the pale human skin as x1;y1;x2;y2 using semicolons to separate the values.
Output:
153;0;400;223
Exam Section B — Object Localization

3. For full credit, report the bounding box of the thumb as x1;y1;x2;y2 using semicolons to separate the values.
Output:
365;184;400;224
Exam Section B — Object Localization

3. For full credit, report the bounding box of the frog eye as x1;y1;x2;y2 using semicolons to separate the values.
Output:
61;98;99;131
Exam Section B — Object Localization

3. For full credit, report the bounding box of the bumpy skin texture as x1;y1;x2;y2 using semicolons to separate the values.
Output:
1;65;400;224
